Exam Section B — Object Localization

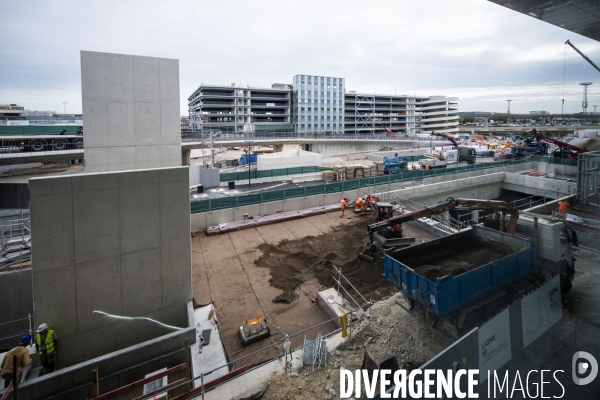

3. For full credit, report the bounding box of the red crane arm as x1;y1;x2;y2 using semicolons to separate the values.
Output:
383;126;397;137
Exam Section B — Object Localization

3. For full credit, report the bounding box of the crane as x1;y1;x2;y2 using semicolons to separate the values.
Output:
525;129;588;160
566;40;600;74
381;126;397;137
430;131;459;149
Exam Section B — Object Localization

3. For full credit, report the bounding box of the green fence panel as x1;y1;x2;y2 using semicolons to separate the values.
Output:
284;187;306;199
262;190;285;202
210;197;237;210
237;193;263;207
343;180;359;190
374;175;390;184
359;178;371;188
190;200;210;214
305;185;325;196
325;182;343;193
256;170;273;179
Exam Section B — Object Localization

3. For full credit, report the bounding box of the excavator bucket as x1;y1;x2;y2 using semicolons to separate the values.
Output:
358;243;375;263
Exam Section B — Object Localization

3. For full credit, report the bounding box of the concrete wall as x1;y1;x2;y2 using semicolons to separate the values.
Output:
503;172;577;198
81;51;181;172
18;327;195;400
189;166;220;188
0;269;33;351
30;167;192;366
257;149;321;170
308;142;416;156
531;161;578;176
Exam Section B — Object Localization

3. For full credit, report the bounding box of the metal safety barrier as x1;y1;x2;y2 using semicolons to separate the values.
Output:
191;157;534;214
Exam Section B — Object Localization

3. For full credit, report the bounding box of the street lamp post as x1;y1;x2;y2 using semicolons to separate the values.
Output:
245;140;255;187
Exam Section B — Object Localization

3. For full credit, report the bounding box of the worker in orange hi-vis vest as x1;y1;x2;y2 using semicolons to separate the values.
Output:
340;197;348;217
557;199;569;215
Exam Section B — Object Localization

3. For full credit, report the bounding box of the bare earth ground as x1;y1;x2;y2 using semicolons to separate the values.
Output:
191;211;437;369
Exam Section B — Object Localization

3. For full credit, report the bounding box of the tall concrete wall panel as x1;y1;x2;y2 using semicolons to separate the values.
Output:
0;269;33;351
30;167;191;366
81;51;181;172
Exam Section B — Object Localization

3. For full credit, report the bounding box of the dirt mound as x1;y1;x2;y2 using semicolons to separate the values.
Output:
416;247;507;281
254;218;404;305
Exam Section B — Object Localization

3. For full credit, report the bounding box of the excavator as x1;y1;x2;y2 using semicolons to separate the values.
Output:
430;132;477;164
525;128;588;159
358;197;519;262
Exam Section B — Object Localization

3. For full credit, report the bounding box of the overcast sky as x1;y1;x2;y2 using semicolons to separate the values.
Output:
2;0;600;115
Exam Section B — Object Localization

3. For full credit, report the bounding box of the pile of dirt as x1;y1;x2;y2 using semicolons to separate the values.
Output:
415;247;507;280
262;293;447;400
254;219;436;305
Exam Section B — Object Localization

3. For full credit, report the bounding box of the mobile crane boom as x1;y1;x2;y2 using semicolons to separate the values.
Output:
566;40;600;74
430;131;459;149
526;129;588;159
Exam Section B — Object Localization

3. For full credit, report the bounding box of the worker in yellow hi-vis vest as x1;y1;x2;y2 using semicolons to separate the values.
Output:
35;323;58;375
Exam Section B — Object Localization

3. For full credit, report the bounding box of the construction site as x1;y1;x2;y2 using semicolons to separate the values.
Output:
2;3;600;399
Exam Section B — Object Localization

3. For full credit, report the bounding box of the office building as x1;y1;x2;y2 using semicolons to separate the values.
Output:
188;77;458;136
292;74;345;134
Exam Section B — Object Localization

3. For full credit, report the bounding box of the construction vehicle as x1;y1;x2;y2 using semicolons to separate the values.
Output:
526;128;588;160
384;226;542;338
354;194;380;213
430;132;477;164
382;156;408;174
239;315;270;346
418;158;446;169
359;197;519;262
483;212;577;293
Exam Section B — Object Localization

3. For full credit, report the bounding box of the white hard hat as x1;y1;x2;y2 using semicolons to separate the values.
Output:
37;323;48;333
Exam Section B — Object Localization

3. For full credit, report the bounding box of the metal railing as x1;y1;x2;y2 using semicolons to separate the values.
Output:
0;137;83;154
191;158;532;214
181;131;434;142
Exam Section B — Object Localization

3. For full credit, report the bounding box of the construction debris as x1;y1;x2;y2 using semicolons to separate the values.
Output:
263;293;446;399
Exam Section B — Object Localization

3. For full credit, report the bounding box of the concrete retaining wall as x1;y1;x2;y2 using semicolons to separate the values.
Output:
531;161;577;176
503;172;577;198
0;269;33;351
30;167;192;367
17;327;195;400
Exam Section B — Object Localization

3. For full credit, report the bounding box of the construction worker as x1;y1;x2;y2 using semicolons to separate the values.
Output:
355;197;363;210
340;197;348;217
425;165;430;171
412;164;417;172
557;199;569;215
362;195;371;211
35;323;57;374
1;334;32;388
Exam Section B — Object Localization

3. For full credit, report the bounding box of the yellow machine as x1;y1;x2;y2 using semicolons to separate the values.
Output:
239;315;270;346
